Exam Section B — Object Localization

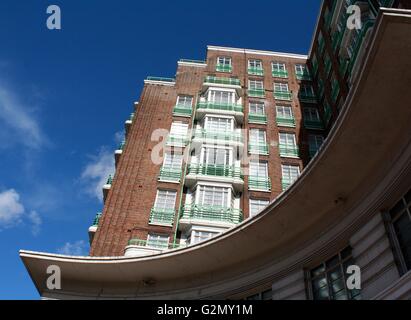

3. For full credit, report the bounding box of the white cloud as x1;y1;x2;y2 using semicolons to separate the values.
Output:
0;189;25;227
28;210;42;236
80;147;115;202
0;84;47;150
0;189;43;234
114;130;125;145
57;240;88;256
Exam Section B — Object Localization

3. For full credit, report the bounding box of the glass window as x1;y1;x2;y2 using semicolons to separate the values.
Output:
304;107;320;121
249;59;263;69
279;132;297;147
281;164;300;183
272;62;286;72
198;185;230;208
309;135;324;151
249;199;270;217
249;80;264;90
190;230;218;244
249;101;265;115
276;105;293;119
300;84;315;96
163;153;183;169
250;129;267;145
308;247;361;300
147;233;169;249
388;190;411;273
202;148;230;166
209;90;235;104
217;56;232;66
295;64;307;74
205;116;233;132
170;121;188;136
176;95;193;108
249;161;268;178
154;190;177;210
274;82;289;92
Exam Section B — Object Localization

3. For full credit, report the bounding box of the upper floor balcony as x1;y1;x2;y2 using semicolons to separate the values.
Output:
179;204;243;229
196;101;244;123
185;164;244;191
203;76;241;94
149;207;176;227
191;129;244;148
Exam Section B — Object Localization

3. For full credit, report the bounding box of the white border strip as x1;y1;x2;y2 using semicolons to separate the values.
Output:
178;61;207;68
207;45;308;59
144;80;175;86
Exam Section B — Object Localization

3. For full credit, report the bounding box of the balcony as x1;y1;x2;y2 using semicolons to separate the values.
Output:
276;117;296;128
196;102;244;123
102;175;113;202
248;89;265;98
172;105;192;117
114;141;125;166
149;208;176;226
274;91;292;101
203;76;241;94
248;67;264;76
158;166;182;183
124;238;185;257
166;134;189;147
191;129;243;147
248;143;269;155
304;119;324;130
144;76;176;86
281;179;295;191
216;64;232;73
180;205;243;227
296;71;311;81
88;212;102;244
248;176;272;192
272;70;288;78
185;164;244;191
124;112;134;135
298;92;317;104
279;144;299;158
248;113;267;124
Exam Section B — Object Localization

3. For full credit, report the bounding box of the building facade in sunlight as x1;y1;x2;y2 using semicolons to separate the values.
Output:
21;0;411;300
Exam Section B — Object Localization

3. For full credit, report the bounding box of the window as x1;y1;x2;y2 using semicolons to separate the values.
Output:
209;90;235;105
307;246;361;300
249;128;266;145
249;59;263;69
300;84;315;97
309;135;324;157
249;199;270;217
216;56;232;72
245;289;272;300
304;107;321;121
295;64;307;75
249;101;265;115
197;185;230;208
154;190;177;211
248;59;264;75
170;121;188;136
205;116;233;132
274;82;289;93
147;233;169;249
385;188;411;274
279;133;298;157
163;153;183;169
249;79;264;90
249;161;268;178
281;164;300;190
217;56;231;67
276;106;293;119
190;230;218;244
272;62;288;78
202;147;230;166
176;95;193;108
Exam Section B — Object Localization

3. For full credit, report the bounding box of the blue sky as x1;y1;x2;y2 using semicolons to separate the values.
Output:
0;0;321;299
